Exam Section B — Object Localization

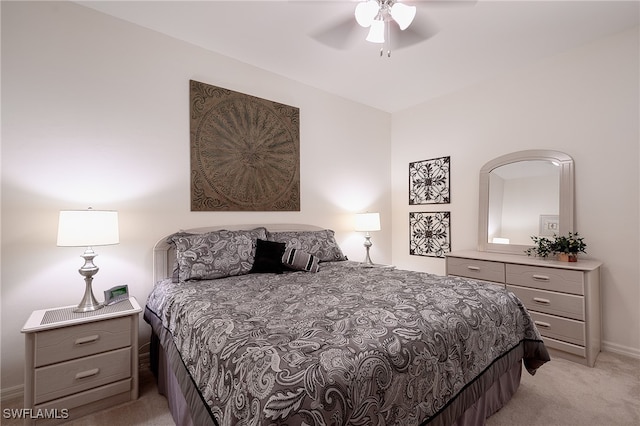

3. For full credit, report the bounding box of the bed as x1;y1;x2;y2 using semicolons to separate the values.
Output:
144;225;549;426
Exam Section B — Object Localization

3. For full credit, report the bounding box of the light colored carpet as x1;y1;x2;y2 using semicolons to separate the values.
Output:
487;351;640;426
2;351;638;425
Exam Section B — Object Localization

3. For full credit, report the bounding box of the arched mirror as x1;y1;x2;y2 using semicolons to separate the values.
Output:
478;150;574;254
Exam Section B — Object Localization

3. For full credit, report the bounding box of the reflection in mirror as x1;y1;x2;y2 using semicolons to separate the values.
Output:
478;150;574;255
488;160;560;245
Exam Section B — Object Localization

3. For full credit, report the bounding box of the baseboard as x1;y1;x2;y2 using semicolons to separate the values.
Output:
1;351;153;403
602;340;640;359
0;384;23;402
139;349;151;370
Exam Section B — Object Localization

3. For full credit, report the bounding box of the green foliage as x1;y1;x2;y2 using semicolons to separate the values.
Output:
552;232;587;255
525;236;554;258
525;232;587;257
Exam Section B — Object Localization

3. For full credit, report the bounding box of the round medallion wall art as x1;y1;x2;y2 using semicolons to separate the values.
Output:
190;80;300;211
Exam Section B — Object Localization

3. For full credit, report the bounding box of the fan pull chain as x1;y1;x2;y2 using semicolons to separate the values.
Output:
387;19;391;57
380;20;391;58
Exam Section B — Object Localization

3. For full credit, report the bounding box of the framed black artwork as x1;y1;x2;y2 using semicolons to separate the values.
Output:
409;156;450;205
409;211;451;258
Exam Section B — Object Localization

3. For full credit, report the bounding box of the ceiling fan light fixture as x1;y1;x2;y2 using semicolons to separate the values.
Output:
390;2;416;30
366;19;385;43
355;0;379;28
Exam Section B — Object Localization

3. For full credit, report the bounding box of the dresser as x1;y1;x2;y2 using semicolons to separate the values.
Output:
21;298;141;425
445;251;602;367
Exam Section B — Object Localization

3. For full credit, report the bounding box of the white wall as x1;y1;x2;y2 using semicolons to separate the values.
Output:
392;27;640;357
3;0;638;399
0;1;392;394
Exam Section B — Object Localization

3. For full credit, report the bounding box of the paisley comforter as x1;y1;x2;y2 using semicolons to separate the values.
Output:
145;261;549;426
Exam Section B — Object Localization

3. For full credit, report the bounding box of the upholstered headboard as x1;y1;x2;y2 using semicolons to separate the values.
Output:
152;224;325;283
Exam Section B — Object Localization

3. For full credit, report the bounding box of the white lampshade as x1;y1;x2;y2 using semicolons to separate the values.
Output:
366;19;385;43
390;2;416;30
57;209;119;247
355;212;381;232
355;0;379;27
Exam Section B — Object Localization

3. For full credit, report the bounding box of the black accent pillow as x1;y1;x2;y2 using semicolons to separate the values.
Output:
250;239;287;274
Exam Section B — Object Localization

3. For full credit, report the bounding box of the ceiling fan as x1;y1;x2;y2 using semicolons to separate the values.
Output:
356;0;417;44
311;0;475;57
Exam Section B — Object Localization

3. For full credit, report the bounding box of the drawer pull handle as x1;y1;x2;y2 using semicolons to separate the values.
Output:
534;321;551;328
75;368;100;380
467;266;480;271
532;274;550;281
533;297;551;305
75;335;100;345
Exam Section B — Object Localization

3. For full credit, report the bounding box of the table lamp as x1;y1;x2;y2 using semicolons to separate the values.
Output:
57;208;119;312
354;212;381;266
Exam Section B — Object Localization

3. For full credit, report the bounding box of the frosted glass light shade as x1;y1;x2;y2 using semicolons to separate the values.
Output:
390;2;416;30
355;0;379;27
355;212;381;232
57;209;120;247
366;20;385;43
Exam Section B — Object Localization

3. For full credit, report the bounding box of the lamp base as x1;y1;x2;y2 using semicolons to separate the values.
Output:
362;234;375;267
74;300;103;313
74;280;103;312
74;247;104;313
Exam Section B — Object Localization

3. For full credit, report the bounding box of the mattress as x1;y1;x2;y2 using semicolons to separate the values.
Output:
144;260;549;425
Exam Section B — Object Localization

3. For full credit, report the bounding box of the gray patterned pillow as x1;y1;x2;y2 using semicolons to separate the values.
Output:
167;231;195;283
174;228;267;281
268;229;347;262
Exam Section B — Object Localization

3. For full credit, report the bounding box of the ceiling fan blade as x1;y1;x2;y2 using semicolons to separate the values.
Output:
404;0;477;7
389;15;440;50
310;16;362;50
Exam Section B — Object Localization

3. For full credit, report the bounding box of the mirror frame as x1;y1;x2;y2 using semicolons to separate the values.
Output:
478;149;574;255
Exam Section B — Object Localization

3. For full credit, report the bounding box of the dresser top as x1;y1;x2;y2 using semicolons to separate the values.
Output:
22;297;142;333
446;250;602;271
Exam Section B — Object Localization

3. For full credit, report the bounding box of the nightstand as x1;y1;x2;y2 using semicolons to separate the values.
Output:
21;297;142;425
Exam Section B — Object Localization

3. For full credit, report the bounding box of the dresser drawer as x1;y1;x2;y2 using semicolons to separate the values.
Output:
34;317;131;367
446;257;505;283
506;264;584;295
542;336;587;359
530;311;584;346
507;285;584;321
34;347;131;404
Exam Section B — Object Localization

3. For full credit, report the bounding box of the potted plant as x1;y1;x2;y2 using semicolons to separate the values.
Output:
551;232;587;261
524;236;554;258
525;232;587;262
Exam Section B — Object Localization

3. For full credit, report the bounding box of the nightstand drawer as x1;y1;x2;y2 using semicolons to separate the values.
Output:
34;379;132;418
507;285;584;321
506;264;583;295
35;317;131;367
446;257;505;283
530;311;584;346
34;347;131;404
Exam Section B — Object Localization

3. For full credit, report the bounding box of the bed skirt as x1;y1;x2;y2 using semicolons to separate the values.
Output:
145;307;523;426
